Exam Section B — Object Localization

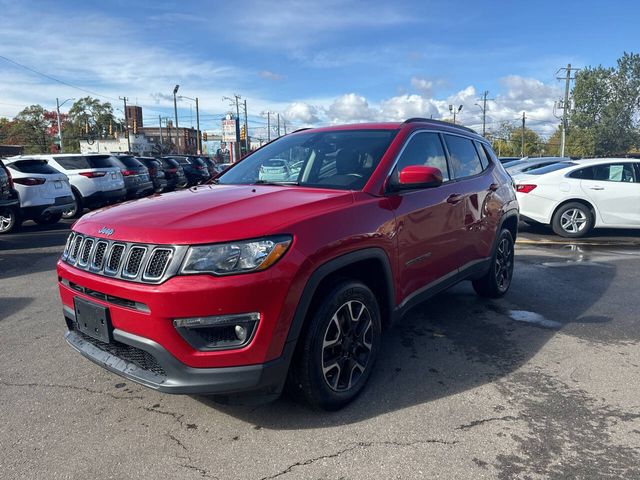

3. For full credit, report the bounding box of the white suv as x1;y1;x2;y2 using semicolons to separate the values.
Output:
11;154;126;218
1;158;74;232
514;158;640;237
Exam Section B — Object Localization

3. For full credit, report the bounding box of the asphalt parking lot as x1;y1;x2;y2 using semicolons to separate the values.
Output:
1;220;640;479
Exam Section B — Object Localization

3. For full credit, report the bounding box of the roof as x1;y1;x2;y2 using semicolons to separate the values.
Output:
570;157;639;166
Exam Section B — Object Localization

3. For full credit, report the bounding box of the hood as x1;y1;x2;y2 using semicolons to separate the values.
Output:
74;184;354;244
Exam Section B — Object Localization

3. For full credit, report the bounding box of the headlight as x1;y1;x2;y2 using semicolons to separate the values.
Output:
180;235;292;276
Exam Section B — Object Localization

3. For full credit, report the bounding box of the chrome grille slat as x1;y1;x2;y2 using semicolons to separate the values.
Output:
61;233;180;284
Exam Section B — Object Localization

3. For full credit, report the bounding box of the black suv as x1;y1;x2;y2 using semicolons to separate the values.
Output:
114;156;155;199
165;156;210;186
135;157;168;193
0;161;20;234
158;157;188;191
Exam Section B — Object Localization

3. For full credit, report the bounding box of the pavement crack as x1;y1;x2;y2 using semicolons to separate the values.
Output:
456;415;524;431
0;380;144;400
141;405;198;430
259;439;457;479
166;432;188;451
179;462;217;478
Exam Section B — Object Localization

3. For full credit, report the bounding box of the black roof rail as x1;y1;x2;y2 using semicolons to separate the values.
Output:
403;118;478;135
291;127;312;134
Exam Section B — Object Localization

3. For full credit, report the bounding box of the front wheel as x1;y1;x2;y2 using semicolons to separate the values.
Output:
472;229;515;298
552;202;593;238
289;281;382;410
0;207;21;234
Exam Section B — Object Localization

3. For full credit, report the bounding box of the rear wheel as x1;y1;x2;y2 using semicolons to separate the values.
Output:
62;191;83;219
0;207;21;234
289;281;381;410
472;229;515;298
34;212;62;225
551;202;593;238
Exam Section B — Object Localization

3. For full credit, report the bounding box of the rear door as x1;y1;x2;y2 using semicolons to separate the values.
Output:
576;162;640;226
388;131;466;301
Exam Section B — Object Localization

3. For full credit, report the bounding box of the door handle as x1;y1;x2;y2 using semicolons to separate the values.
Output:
446;193;463;204
589;186;604;190
489;183;499;192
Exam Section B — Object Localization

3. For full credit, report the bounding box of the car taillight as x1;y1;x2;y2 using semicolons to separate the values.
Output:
516;184;537;193
6;169;14;189
121;169;136;176
79;171;107;178
167;168;177;173
14;177;46;186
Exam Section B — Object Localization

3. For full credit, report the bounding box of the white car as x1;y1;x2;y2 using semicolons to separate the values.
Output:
9;154;126;218
258;159;291;182
1;158;74;232
513;158;640;237
504;156;567;176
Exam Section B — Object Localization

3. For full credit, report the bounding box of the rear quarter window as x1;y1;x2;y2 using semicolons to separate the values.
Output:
8;160;60;174
443;134;483;179
56;156;90;169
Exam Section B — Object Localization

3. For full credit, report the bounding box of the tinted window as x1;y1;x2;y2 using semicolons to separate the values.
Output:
8;160;60;174
86;155;119;169
56;156;90;169
117;156;144;169
474;141;490;169
160;158;178;169
571;163;637;182
392;132;449;182
529;162;576;175
443;135;483;178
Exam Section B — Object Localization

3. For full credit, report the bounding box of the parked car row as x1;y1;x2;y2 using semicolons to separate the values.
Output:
0;153;227;233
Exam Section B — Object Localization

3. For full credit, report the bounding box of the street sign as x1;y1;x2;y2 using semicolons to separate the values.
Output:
222;118;237;143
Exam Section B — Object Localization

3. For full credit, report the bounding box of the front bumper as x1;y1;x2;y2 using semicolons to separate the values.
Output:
63;306;293;395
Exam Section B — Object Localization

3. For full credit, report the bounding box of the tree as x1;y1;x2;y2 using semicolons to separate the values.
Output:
489;121;544;157
65;97;120;152
6;105;55;153
570;52;640;155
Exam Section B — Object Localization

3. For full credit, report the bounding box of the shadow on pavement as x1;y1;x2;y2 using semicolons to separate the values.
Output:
196;253;617;429
518;221;640;242
0;220;72;251
0;297;35;320
0;251;62;280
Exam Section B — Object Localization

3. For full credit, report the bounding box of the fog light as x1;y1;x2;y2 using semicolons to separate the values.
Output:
234;325;247;342
173;312;259;351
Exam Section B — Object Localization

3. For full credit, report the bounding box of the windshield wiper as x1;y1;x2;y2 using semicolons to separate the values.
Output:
252;180;299;186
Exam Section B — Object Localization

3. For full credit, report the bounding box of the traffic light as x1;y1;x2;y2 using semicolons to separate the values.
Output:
240;125;246;141
202;132;208;142
133;118;138;134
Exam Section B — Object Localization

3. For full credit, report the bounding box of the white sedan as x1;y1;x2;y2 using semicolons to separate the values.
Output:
513;158;640;237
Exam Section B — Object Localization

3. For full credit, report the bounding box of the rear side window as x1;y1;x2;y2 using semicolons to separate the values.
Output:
56;156;90;169
117;156;144;169
8;160;60;174
570;163;637;182
474;141;490;169
443;135;483;179
393;132;449;182
87;155;119;168
160;158;177;169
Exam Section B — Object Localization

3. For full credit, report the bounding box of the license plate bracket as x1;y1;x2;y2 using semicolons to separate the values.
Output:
74;297;112;343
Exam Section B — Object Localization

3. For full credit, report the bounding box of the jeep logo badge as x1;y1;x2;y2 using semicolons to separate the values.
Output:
98;226;114;237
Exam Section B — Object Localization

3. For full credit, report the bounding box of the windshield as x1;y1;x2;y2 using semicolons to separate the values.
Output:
217;129;398;190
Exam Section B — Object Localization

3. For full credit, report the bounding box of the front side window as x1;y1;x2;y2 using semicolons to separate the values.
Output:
443;135;483;179
217;129;398;190
390;132;449;183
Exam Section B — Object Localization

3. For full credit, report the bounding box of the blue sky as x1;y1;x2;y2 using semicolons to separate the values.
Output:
1;0;638;138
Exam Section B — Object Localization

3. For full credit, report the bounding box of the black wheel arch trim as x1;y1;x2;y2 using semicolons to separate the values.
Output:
284;247;395;346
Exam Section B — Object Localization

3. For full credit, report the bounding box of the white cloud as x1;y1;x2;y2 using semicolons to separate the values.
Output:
410;77;434;96
284;102;320;125
259;70;285;81
326;94;376;123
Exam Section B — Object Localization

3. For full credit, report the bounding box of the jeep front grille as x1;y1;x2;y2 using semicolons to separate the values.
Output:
61;232;186;284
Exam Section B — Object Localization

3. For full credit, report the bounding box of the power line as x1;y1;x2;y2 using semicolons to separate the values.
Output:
0;54;120;102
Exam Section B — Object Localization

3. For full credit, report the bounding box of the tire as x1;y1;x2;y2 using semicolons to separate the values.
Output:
34;212;62;225
62;190;83;219
289;280;382;410
0;206;21;234
472;229;515;298
551;202;593;238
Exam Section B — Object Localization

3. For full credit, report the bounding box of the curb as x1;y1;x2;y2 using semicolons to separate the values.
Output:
516;237;640;247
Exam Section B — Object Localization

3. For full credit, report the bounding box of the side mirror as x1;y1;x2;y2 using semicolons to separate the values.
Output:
396;165;443;189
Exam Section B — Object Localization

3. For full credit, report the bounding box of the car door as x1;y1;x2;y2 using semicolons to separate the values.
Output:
577;162;640;226
441;134;494;266
387;131;466;302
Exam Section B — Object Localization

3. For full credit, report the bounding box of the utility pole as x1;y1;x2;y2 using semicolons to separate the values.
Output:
158;115;163;147
120;96;131;152
172;85;180;154
277;113;281;137
521;111;526;157
555;63;580;157
283;119;287;135
243;99;249;152
475;91;493;137
55;98;63;153
195;97;201;154
267;112;271;142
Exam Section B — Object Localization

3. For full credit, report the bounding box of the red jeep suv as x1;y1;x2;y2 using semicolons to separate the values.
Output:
57;119;518;410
